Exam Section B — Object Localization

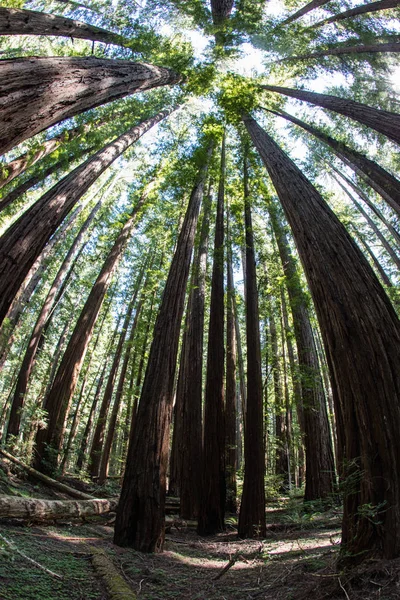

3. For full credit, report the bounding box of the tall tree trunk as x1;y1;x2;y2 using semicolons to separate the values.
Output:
352;225;394;288
0;57;180;156
33;189;149;473
261;85;400;145
264;108;400;215
268;202;335;500
314;0;400;28
6;197;103;440
198;137;226;536
114;144;211;552
173;183;212;518
0;123;85;190
225;206;237;514
278;42;400;62
245;115;400;563
211;0;234;24
329;165;400;247
238;157;266;538
334;176;400;270
97;295;144;484
92;261;146;481
0;108;173;326
0;7;128;46
281;0;332;25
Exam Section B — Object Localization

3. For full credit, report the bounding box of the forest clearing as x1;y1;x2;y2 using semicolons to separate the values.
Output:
0;0;399;598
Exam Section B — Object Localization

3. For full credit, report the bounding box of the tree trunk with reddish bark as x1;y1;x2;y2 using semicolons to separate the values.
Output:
33;190;149;473
114;145;211;553
238;157;266;538
0;56;180;156
0;109;173;326
313;0;400;29
198;137;226;536
245;114;400;564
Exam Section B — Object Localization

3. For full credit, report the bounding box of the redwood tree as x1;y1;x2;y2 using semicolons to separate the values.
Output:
244;114;400;563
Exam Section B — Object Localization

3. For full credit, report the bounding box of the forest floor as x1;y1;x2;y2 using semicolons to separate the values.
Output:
1;462;400;600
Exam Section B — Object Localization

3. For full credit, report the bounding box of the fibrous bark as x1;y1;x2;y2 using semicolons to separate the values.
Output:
114;145;211;553
0;56;180;156
245;114;400;563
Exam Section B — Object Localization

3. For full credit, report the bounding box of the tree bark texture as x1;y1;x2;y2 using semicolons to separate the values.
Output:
211;0;234;24
0;56;180;156
245;115;400;562
0;496;118;520
34;191;149;473
114;147;211;552
0;7;126;46
267;108;400;215
172;185;211;519
0;108;172;327
238;158;266;538
198;137;226;536
261;84;400;146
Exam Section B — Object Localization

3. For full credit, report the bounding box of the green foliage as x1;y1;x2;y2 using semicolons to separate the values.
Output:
215;74;259;124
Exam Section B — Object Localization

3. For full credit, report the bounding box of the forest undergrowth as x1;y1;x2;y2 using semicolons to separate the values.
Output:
1;460;399;600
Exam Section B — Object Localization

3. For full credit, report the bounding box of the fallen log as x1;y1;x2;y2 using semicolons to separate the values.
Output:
89;546;137;600
0;495;118;520
0;449;94;500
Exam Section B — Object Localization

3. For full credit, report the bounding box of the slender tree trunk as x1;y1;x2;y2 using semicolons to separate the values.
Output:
6;197;103;440
261;85;400;145
314;0;400;28
352;226;393;288
238;157;266;538
245;115;400;563
0;124;85;190
198;137;226;536
173;183;212;518
225;206;237;514
268;202;335;500
264;108;400;215
33;189;149;473
93;261;146;481
0;148;93;213
335;177;400;270
281;0;332;25
0;109;173;326
329;165;400;247
0;57;180;156
278;42;400;62
114;144;211;552
269;305;287;482
0;7;128;46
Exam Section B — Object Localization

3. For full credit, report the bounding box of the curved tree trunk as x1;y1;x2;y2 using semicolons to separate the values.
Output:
0;108;173;327
261;84;400;145
238;156;266;538
33;189;150;473
114;144;211;553
0;56;180;156
281;0;332;25
198;137;226;536
6;197;104;440
0;124;85;190
278;42;400;62
0;7;127;46
245;114;400;564
264;108;400;215
314;0;400;28
268;204;335;500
